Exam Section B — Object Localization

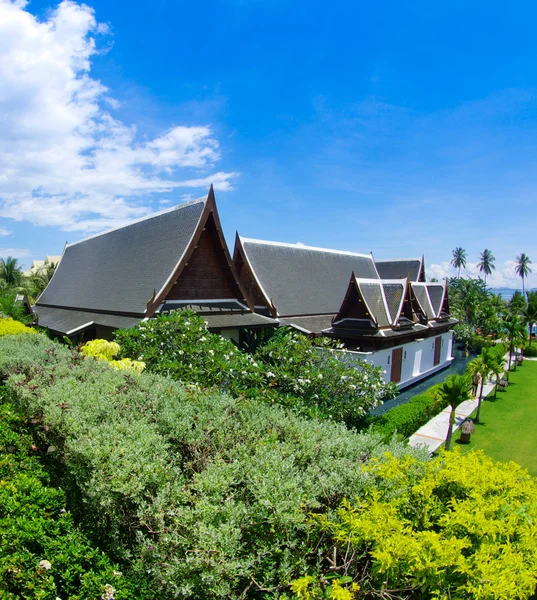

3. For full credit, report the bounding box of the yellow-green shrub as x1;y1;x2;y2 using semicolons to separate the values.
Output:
81;339;120;361
81;339;145;373
0;317;37;337
293;449;537;599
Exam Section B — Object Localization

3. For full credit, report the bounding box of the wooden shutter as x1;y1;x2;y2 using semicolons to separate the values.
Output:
390;347;403;383
434;336;442;366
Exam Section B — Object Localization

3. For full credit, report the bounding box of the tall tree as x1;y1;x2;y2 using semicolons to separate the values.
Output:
477;249;496;284
515;253;532;297
438;374;472;450
503;313;526;371
0;256;23;288
450;247;467;278
467;347;497;423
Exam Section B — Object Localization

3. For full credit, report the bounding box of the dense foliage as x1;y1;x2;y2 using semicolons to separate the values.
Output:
0;388;148;600
0;317;37;337
81;339;145;374
292;450;537;600
0;333;423;599
115;310;395;424
369;384;445;439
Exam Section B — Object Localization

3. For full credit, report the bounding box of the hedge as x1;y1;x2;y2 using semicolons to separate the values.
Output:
523;344;537;357
0;387;149;600
369;384;445;439
0;333;426;599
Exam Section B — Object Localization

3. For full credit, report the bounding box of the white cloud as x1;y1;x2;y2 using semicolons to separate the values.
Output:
0;247;31;259
0;227;12;236
0;0;238;233
427;260;537;289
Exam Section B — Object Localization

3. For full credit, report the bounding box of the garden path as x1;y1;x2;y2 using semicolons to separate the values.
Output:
408;354;511;452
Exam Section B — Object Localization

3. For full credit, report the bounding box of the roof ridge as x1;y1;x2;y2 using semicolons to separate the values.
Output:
240;236;373;259
67;195;207;248
376;257;422;263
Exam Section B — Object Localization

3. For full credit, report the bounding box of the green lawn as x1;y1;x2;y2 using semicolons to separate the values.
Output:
459;360;537;477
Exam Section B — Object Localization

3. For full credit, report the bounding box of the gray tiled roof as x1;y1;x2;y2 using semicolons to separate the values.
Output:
411;283;436;319
280;315;336;334
157;301;278;329
35;305;140;334
359;283;391;328
376;258;422;281
426;284;445;315
382;283;405;322
239;238;380;316
37;197;207;315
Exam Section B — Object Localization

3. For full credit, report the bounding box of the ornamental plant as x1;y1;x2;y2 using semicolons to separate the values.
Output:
292;449;537;600
81;338;145;374
0;317;37;337
115;311;394;424
254;327;396;424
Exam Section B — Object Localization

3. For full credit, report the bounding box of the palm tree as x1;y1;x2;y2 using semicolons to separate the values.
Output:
451;247;467;278
438;374;472;450
515;253;532;297
477;249;496;284
25;261;57;302
0;256;23;288
524;291;537;346
503;313;526;371
467;347;496;423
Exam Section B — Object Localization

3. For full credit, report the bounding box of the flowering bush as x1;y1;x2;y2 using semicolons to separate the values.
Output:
255;328;396;424
115;310;264;395
115;311;394;424
81;339;145;374
0;317;37;337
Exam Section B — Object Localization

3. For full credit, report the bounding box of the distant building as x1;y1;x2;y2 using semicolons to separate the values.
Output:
233;237;456;389
23;255;62;278
34;187;277;341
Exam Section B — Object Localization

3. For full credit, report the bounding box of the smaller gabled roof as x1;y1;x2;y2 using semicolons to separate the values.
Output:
410;282;449;320
333;275;409;330
375;257;424;282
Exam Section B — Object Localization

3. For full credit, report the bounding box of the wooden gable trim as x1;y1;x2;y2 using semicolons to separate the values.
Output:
333;273;377;324
146;185;250;316
419;256;426;282
233;233;277;317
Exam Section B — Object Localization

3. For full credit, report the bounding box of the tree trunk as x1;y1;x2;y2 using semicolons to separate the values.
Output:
445;406;455;451
475;379;485;423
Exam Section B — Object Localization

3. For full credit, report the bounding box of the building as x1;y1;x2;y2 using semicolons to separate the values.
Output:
233;236;456;388
34;187;277;341
22;255;62;278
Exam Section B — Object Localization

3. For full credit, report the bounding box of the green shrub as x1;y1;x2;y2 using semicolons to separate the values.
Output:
0;333;425;599
369;384;445;439
292;449;537;599
115;311;395;424
523;344;537;357
0;388;150;600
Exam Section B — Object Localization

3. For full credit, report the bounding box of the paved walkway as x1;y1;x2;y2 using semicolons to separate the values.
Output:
408;357;510;452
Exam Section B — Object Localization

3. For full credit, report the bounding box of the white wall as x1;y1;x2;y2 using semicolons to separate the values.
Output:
341;330;454;389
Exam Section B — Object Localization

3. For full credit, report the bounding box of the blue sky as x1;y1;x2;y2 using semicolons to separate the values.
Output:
1;0;537;288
